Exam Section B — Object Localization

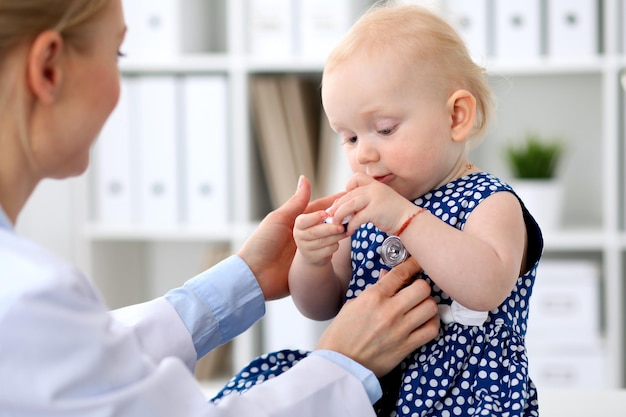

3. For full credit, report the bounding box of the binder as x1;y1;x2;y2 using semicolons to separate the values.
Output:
526;259;604;390
547;0;598;58
395;0;445;12
93;77;135;225
119;0;143;58
180;75;230;227
278;75;319;186
443;0;489;63
249;76;300;208
526;260;600;339
135;76;179;227
316;111;352;198
493;0;542;60
527;340;606;389
247;0;295;57
297;0;353;59
121;0;212;59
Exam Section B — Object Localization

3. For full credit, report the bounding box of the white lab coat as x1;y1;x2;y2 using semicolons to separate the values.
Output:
0;221;376;416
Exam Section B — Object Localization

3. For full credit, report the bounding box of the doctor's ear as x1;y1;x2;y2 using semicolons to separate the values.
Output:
27;30;64;105
446;89;476;143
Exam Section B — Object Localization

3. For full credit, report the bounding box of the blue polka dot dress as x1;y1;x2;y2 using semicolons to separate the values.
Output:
212;172;543;417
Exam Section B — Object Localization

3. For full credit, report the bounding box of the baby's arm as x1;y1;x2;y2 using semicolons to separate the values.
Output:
288;211;353;321
397;191;526;311
331;173;526;312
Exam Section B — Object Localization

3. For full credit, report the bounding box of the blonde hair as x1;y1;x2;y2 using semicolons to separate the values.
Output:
324;1;494;145
0;0;109;60
0;0;109;164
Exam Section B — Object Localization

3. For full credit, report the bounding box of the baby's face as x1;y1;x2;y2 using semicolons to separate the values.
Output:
321;52;466;200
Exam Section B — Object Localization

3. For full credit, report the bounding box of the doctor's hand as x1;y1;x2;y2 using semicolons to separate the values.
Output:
316;258;439;378
238;176;343;300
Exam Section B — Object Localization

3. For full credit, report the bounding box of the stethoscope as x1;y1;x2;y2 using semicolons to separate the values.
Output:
324;208;409;268
380;235;408;267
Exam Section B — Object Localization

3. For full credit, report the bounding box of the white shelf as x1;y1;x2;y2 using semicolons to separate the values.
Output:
83;224;614;251
245;57;327;73
119;53;612;76
485;56;607;76
84;224;234;242
542;229;614;252
119;54;232;74
83;221;259;242
124;59;614;76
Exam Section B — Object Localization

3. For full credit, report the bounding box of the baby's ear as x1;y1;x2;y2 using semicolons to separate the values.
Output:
446;89;476;143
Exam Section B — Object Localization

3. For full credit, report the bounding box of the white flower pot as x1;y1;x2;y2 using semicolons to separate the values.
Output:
510;179;563;232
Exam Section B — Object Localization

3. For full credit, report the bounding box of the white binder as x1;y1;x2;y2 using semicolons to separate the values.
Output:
93;77;135;225
136;76;179;227
493;0;542;60
316;111;352;197
395;0;444;12
547;0;598;58
526;260;600;339
121;0;212;59
247;0;295;57
180;76;230;228
297;0;353;59
527;340;606;389
444;0;489;63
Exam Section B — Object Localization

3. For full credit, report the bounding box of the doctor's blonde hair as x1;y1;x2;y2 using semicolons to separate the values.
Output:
0;0;109;161
323;2;495;146
0;0;110;60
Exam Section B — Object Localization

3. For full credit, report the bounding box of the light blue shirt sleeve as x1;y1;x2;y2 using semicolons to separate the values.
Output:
311;350;382;404
0;205;11;230
164;254;381;404
164;255;265;358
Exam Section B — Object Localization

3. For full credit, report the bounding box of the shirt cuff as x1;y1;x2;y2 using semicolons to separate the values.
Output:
310;350;382;404
164;255;265;358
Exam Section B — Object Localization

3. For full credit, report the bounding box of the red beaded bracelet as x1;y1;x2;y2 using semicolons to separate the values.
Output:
395;207;425;236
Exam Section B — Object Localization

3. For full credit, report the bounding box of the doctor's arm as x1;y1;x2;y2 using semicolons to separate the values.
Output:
112;177;337;367
112;177;439;415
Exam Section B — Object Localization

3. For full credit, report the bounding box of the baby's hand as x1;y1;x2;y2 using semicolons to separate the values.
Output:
323;207;352;232
294;209;348;266
332;173;415;235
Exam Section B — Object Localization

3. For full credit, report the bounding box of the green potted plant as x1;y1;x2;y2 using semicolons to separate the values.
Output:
505;132;565;231
506;133;563;179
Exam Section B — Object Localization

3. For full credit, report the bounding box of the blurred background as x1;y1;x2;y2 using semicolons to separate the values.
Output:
15;0;626;395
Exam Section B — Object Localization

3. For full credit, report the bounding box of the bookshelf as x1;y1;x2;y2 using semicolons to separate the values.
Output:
15;0;626;389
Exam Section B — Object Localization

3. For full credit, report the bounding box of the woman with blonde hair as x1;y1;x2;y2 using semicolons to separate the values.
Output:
0;0;439;415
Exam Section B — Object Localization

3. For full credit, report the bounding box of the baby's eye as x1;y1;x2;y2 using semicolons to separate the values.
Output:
342;135;357;145
117;50;126;60
378;125;397;136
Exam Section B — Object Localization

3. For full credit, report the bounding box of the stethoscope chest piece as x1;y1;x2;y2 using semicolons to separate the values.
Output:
380;235;408;268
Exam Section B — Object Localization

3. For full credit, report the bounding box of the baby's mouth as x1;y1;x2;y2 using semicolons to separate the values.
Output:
374;174;393;184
